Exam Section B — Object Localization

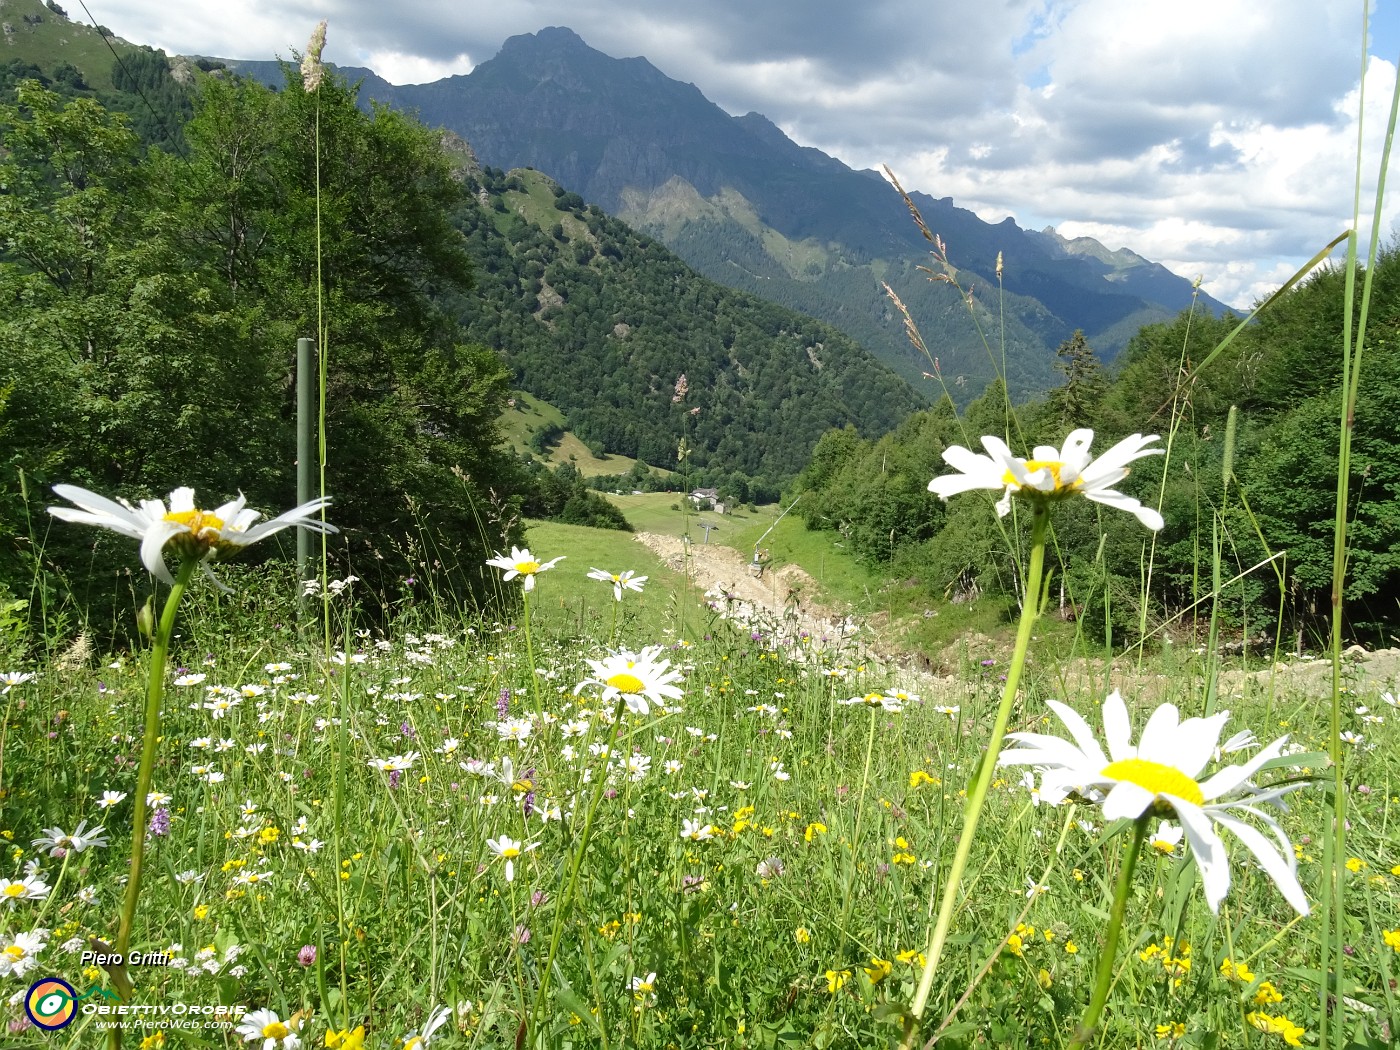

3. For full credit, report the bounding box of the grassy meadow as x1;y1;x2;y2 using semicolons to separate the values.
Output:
2;483;1398;1048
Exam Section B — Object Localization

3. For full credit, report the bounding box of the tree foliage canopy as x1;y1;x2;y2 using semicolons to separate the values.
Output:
0;71;523;629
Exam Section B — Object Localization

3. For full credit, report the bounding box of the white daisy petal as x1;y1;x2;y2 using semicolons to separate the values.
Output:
1100;690;1134;761
1209;812;1309;916
1172;800;1231;912
1100;780;1155;821
1047;697;1111;768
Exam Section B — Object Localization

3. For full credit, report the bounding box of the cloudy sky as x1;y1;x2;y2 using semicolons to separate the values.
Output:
79;0;1399;307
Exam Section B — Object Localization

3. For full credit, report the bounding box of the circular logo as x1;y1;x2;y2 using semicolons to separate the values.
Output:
25;978;78;1031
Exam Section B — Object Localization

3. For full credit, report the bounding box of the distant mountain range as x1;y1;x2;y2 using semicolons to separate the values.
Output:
222;27;1228;396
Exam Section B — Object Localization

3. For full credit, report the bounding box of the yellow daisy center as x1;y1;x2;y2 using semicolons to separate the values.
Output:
1101;758;1205;806
1003;459;1082;492
262;1021;289;1039
500;846;520;859
5;945;26;961
165;509;225;534
3;884;24;897
515;560;541;574
606;672;645;693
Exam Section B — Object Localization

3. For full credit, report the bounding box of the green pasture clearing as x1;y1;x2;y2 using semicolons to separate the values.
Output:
498;391;646;477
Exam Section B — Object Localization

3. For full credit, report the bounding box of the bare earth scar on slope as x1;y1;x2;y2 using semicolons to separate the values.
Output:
632;532;853;645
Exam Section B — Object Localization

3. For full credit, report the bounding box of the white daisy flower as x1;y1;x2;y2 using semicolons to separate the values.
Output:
0;928;48;977
839;691;904;713
235;1006;301;1048
929;429;1164;529
367;752;420;773
629;972;657;1005
1149;820;1184;855
999;690;1309;914
96;790;127;809
680;818;714;842
485;546;563;592
32;822;108;856
48;484;336;587
401;1004;452;1049
587;567;648;600
484;835;537;882
575;646;684;716
0;875;50;906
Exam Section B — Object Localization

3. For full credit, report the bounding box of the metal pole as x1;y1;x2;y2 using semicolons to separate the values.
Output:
296;337;314;615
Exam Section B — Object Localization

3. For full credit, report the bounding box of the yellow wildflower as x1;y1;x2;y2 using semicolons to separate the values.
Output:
864;957;892;983
325;1027;365;1049
1220;957;1255;983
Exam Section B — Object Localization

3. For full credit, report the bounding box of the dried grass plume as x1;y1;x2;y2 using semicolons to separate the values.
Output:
301;21;328;92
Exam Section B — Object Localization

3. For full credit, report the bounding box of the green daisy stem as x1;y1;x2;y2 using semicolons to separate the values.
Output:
906;502;1048;1040
521;586;544;722
1070;813;1152;1048
531;693;629;1033
116;557;196;962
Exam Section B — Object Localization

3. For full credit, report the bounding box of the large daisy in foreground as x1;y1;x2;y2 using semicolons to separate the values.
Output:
49;484;335;585
998;690;1309;914
928;429;1164;530
575;645;684;715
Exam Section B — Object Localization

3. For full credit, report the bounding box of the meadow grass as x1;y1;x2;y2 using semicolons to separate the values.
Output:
498;393;649;479
603;494;767;541
1;545;1396;1048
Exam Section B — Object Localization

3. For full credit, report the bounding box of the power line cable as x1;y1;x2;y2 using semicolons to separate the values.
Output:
73;0;191;161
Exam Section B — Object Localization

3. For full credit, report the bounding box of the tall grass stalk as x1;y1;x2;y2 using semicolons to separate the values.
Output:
1319;16;1399;1040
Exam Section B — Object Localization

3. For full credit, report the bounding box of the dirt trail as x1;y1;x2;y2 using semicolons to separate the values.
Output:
633;532;869;654
633;533;1400;703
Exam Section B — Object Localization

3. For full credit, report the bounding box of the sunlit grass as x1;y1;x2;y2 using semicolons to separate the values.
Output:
2;567;1394;1046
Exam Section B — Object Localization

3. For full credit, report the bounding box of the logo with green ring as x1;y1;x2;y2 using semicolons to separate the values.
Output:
25;977;78;1031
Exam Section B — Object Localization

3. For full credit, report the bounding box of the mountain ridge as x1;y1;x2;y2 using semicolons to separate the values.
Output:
221;26;1225;396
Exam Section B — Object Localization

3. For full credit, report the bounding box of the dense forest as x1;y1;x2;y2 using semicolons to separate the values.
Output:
0;68;526;628
450;167;924;490
794;255;1400;643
